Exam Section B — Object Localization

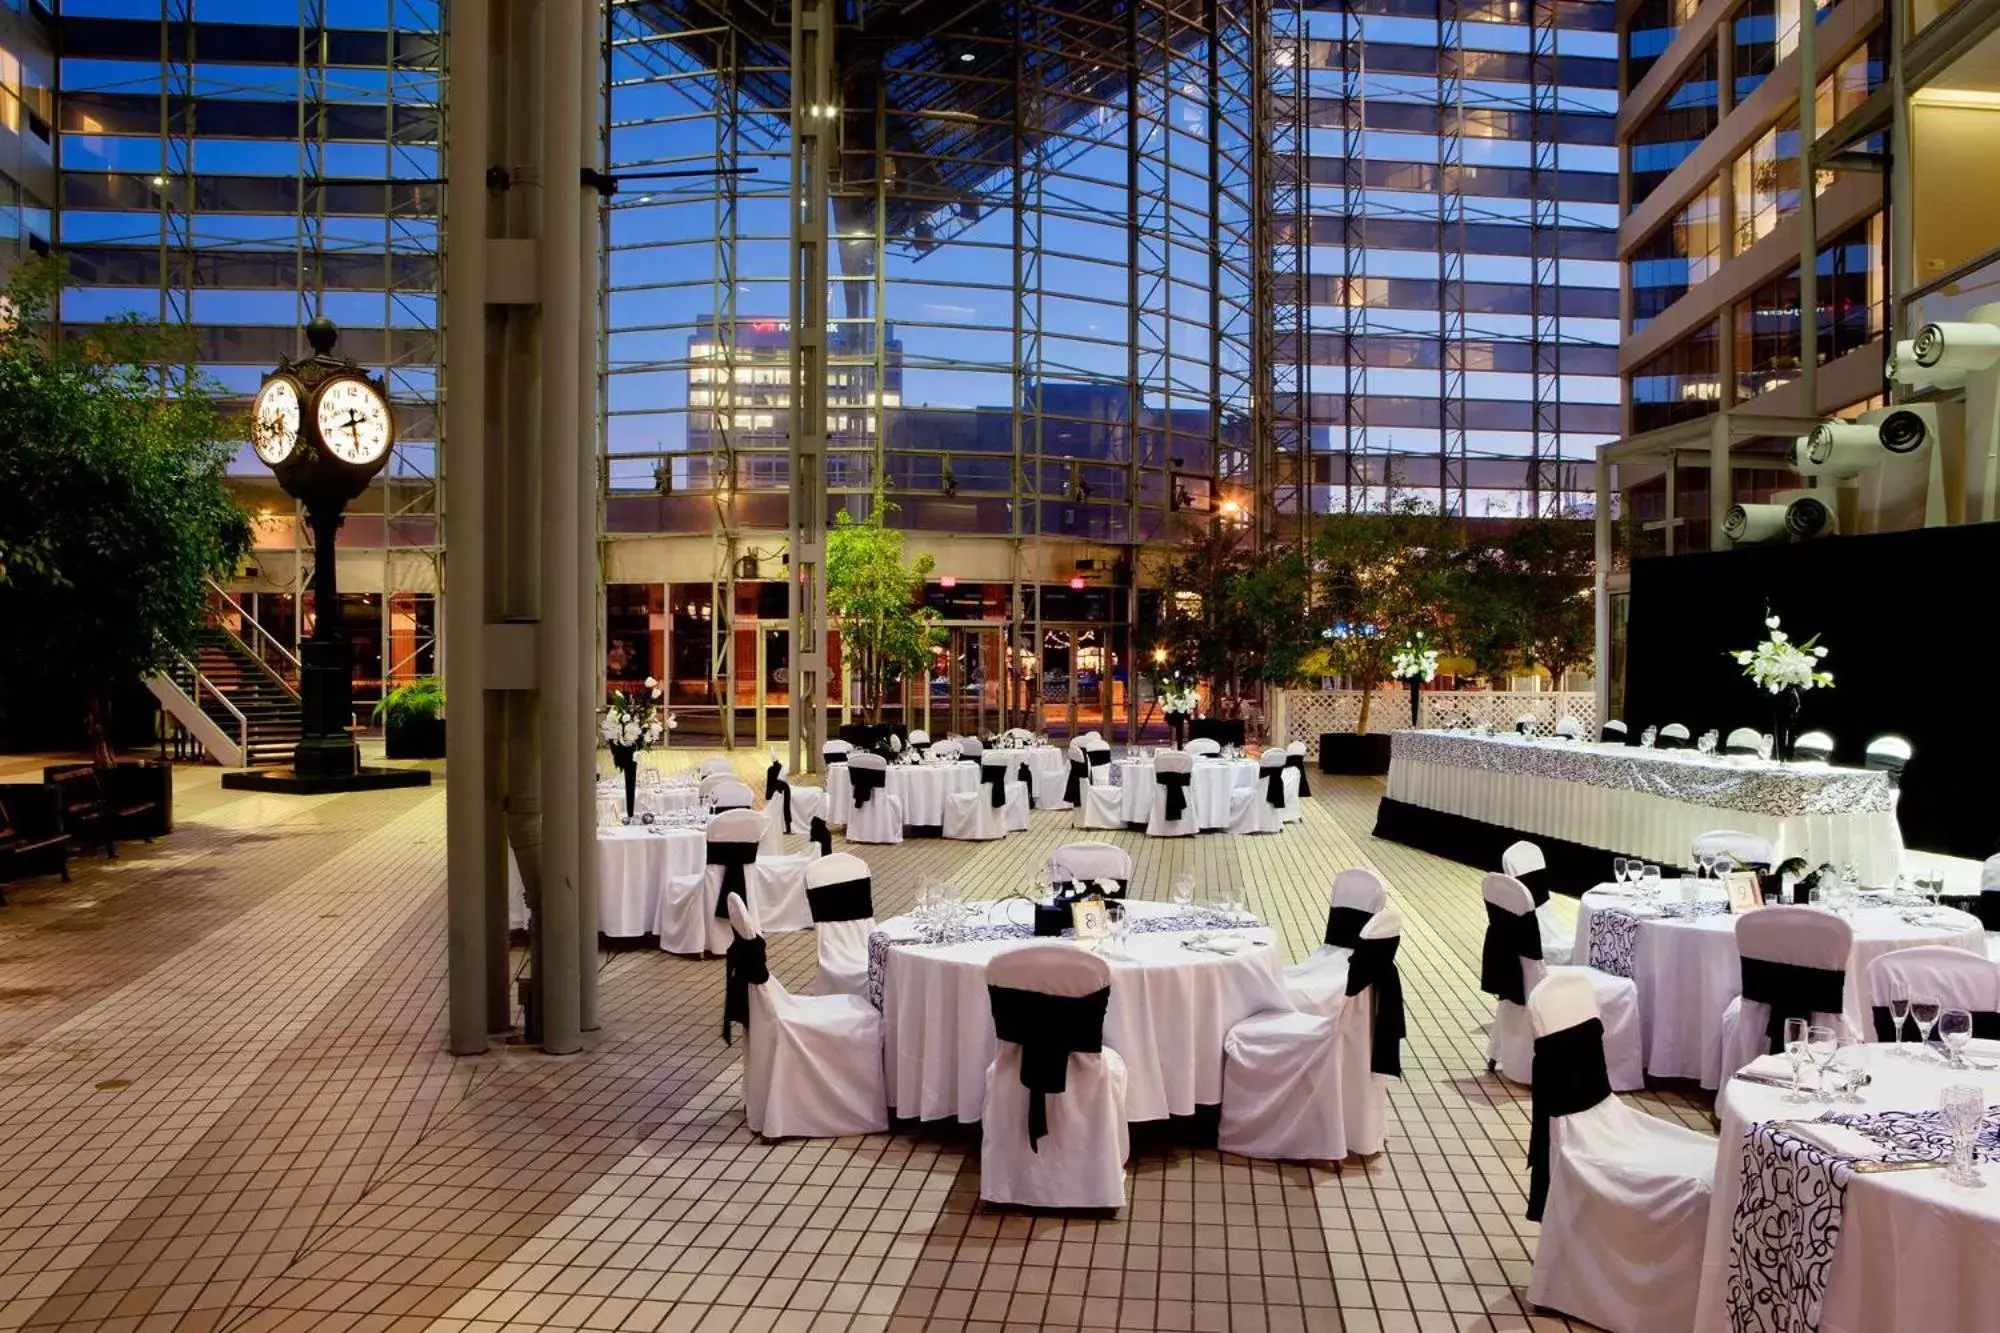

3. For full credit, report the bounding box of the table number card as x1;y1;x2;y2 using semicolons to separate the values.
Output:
1070;898;1109;941
1723;870;1764;914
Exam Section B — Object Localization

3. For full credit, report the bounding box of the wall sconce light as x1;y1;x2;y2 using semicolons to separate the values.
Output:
939;575;957;589
1069;575;1086;590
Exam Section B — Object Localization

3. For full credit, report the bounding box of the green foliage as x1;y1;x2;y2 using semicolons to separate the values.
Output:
825;499;943;718
1449;517;1595;685
0;258;252;756
1309;499;1460;699
372;676;446;726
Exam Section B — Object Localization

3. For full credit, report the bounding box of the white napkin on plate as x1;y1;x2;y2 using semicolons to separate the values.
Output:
1740;1054;1796;1084
1194;936;1252;955
1783;1121;1883;1159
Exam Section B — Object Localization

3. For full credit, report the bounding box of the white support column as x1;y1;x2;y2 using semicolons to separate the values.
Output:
1592;446;1612;728
574;10;604;1035
787;0;832;778
1709;413;1732;551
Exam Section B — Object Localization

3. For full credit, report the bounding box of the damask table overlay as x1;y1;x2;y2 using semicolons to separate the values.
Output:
1726;1126;1857;1333
1392;731;1892;818
864;909;1227;1009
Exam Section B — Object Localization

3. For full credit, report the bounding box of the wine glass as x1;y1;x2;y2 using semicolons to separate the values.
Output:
1104;900;1128;958
1911;996;1943;1058
1806;1025;1839;1103
1697;852;1717;882
1783;1016;1812;1103
1829;1036;1866;1104
1642;864;1662;903
1939;1008;1975;1069
1611;857;1629;890
1171;870;1195;912
1941;1085;1989;1188
1889;996;1912;1056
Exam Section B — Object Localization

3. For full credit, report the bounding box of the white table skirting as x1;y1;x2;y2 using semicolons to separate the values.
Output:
1572;885;1986;1086
877;899;1287;1123
1115;757;1257;831
1692;1043;2000;1331
826;761;980;831
1389;732;1901;882
506;817;783;938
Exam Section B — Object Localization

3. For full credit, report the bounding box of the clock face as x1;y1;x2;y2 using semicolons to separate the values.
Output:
314;377;393;468
250;377;302;466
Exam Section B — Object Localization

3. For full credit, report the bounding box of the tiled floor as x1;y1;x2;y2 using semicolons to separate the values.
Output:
0;750;1715;1333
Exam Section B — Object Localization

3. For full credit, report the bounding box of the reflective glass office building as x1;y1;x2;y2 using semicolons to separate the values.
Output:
20;0;1622;740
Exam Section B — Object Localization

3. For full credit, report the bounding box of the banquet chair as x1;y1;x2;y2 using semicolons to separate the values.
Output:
1281;740;1309;821
1220;907;1405;1162
905;727;930;757
822;739;853;766
1553;716;1582;740
1792;729;1835;762
1049;841;1131;897
844;753;904;845
659;808;810;955
1500;840;1572;966
1865;734;1913;798
1144;750;1200;838
1722;726;1764;756
1713;905;1855;1086
956;736;985;760
697;773;734;802
805;852;876;997
1523;971;1715;1333
1029;745;1072;811
1481;873;1644;1089
1184;737;1222;757
1284;867;1390;1016
764;755;828;838
821;740;856;825
979;945;1129;1210
1003;754;1036;831
1005;727;1037;744
1689;828;1773;872
1225;750;1288;835
1598;718;1627;745
1865;945;2000;1041
707;779;756;812
944;753;1027;842
1514;712;1538;736
1083;734;1114;785
699;757;735;779
1656;722;1691;749
1070;742;1124;831
724;893;889;1140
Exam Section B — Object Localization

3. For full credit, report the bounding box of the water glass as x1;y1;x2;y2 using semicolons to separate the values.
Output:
1104;901;1129;958
1912;996;1943;1057
1940;1085;1988;1188
1611;856;1629;888
1889;996;1913;1055
1807;1025;1839;1102
1171;870;1195;911
1939;1008;1975;1068
1642;864;1662;902
1784;1016;1812;1103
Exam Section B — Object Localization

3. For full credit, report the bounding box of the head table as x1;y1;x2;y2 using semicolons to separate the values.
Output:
1692;1040;2000;1331
869;897;1286;1124
1571;883;1985;1087
1383;730;1902;883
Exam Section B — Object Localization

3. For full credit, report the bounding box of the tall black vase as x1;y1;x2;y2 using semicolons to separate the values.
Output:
1771;687;1801;763
609;743;637;818
1164;709;1187;748
1405;678;1422;727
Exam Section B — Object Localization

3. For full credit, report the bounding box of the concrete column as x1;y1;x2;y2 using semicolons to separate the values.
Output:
1592;447;1612;728
1709;413;1732;551
574;11;604;1035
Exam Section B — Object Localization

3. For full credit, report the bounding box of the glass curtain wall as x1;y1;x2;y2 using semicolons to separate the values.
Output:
1270;0;1622;521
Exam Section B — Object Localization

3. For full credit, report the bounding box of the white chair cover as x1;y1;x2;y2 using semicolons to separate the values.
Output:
1224;751;1287;835
821;741;856;824
1554;716;1582;739
1723;726;1764;755
1864;946;2000;1038
1524;971;1715;1333
1145;751;1199;838
1028;745;1072;811
979;945;1129;1210
907;728;930;749
1004;727;1036;743
1283;867;1388;1016
697;772;733;801
1690;828;1774;868
1281;740;1307;822
806;852;875;997
1184;737;1221;757
956;736;984;759
1071;741;1124;830
1049;841;1131;891
659;809;809;955
944;754;1027;841
1983;854;2000;893
1793;729;1835;761
765;753;828;836
1482;873;1644;1090
1715;905;1856;1085
698;757;735;778
1501;839;1572;967
724;893;889;1140
707;779;755;811
844;753;904;845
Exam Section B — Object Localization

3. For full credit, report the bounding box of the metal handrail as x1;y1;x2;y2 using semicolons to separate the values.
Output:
205;577;302;699
174;653;250;760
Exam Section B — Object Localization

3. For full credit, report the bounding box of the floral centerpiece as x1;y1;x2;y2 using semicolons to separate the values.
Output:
1730;615;1832;762
1159;683;1200;747
601;678;668;818
1388;639;1439;727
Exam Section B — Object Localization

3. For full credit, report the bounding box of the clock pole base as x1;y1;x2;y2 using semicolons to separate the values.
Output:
220;766;433;795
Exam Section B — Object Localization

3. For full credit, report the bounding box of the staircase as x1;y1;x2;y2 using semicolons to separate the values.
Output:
151;628;304;768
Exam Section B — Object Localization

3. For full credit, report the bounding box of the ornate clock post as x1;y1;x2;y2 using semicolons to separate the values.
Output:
222;319;430;793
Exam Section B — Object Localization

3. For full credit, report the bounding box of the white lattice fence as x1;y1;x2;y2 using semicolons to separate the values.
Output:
1278;690;1598;744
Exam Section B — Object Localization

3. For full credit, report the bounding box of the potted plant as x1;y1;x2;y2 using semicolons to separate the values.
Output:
374;676;446;759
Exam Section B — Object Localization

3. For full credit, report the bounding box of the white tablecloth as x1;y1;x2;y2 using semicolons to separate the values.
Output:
507;818;784;938
1115;757;1257;830
1692;1042;2000;1331
1388;731;1902;881
594;782;700;821
877;899;1287;1123
825;760;980;831
1573;885;1986;1086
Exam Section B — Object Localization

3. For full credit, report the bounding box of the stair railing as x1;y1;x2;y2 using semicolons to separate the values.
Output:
204;578;302;700
148;654;250;768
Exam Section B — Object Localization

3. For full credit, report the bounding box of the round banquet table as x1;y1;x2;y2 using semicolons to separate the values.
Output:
876;898;1287;1123
586;818;783;938
825;759;979;834
1115;756;1257;830
1572;883;1987;1087
594;781;700;821
1691;1040;2000;1331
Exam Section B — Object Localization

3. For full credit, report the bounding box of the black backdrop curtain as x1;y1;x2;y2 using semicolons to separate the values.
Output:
1625;524;1998;860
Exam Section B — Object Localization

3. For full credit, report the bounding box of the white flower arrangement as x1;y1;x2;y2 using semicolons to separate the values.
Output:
601;680;665;750
1731;615;1833;694
1159;685;1201;715
1388;642;1439;684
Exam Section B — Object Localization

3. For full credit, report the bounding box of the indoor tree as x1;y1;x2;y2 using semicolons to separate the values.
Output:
1307;498;1459;731
0;258;251;763
1448;515;1595;688
824;494;944;720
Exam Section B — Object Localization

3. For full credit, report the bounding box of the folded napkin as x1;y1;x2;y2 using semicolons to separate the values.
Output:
1740;1054;1796;1084
1783;1121;1883;1159
1193;936;1253;955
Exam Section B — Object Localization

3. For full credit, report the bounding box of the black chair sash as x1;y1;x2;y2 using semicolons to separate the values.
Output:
807;875;873;924
988;983;1112;1150
722;932;768;1044
1598;724;1625;744
1345;934;1406;1077
1086;748;1111;769
1740;955;1847;1055
1263;764;1287;809
1516;720;1534;736
1284;753;1311;798
1017;759;1034;791
808;815;832;858
765;761;793;831
1480;903;1543;1005
1722;742;1760;757
1053;877;1127;899
982;765;1009;809
850;764;885;807
1656;731;1690;750
823;749;849;765
1064;758;1088;805
1873;1005;2000;1042
1942;893;2000;931
1156;770;1192;822
1527;1017;1612;1221
708;841;760;919
1515;867;1551;908
1323;905;1373;950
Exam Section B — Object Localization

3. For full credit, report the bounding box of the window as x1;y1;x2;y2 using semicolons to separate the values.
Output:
1627;0;1701;90
1630;322;1720;434
1630;181;1723;328
1732;107;1831;251
1734;0;1839;100
1629;50;1719;213
1732;215;1884;400
1735;267;1803;400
